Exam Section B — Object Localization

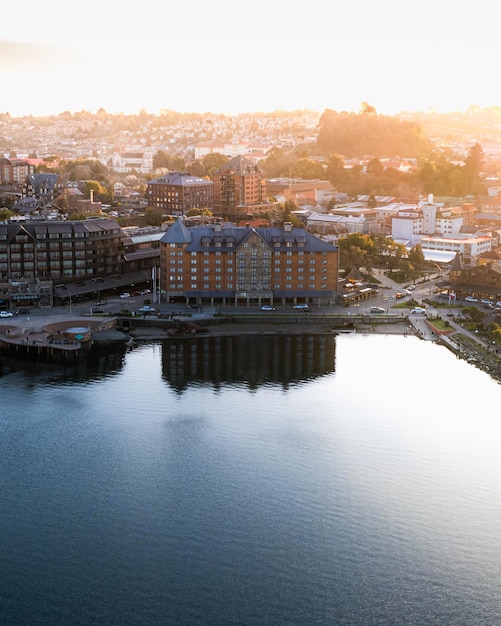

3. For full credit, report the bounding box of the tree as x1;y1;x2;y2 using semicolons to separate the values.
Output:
359;102;377;116
291;158;325;180
145;207;164;226
85;180;107;200
408;244;425;271
464;142;485;195
202;152;229;177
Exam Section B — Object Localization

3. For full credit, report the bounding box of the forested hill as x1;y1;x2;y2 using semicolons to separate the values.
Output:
316;108;432;158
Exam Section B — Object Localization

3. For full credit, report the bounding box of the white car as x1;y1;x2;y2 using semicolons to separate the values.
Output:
410;307;426;314
139;306;156;314
293;304;311;311
0;311;13;318
120;292;131;299
261;305;276;311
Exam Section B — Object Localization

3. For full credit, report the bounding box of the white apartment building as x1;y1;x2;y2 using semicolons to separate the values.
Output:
111;151;154;174
194;143;270;160
392;200;470;242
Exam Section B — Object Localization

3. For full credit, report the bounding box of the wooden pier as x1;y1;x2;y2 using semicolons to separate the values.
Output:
0;316;117;361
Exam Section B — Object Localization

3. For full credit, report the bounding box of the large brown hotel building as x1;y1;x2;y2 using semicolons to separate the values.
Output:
160;219;339;306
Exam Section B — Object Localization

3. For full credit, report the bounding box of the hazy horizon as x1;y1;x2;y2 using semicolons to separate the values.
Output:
2;0;500;119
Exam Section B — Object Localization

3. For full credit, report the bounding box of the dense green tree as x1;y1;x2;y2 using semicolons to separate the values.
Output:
408;243;425;271
145;206;164;226
85;180;107;200
291;158;325;180
202;152;228;177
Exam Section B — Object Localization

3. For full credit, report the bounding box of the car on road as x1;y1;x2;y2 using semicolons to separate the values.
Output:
139;305;156;314
406;285;416;291
260;305;276;311
120;292;131;299
92;308;105;314
96;300;108;306
0;311;13;318
15;309;30;315
410;307;426;314
370;306;385;314
293;304;311;311
140;289;151;295
395;291;408;299
464;296;478;303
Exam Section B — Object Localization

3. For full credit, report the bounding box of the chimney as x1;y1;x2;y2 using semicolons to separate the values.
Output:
284;221;292;232
428;193;433;204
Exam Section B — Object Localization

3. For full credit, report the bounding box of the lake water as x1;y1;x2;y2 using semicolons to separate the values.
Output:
1;333;501;625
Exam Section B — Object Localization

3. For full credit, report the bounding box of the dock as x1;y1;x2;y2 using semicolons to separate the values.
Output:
0;316;117;360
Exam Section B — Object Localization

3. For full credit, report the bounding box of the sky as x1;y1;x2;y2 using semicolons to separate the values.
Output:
1;0;500;118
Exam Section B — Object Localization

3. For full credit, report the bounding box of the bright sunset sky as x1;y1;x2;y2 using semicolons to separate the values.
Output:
1;0;499;118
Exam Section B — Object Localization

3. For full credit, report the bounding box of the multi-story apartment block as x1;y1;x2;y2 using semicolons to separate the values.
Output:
391;197;477;242
0;218;123;282
159;219;339;307
212;155;275;219
147;172;214;216
0;218;125;308
0;158;35;185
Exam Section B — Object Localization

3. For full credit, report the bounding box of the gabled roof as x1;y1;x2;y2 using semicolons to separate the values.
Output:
160;222;338;254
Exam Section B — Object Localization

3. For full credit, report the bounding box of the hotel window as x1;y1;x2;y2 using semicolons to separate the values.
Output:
191;283;197;289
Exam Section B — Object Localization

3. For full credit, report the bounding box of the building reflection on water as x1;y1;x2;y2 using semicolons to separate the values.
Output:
161;334;336;392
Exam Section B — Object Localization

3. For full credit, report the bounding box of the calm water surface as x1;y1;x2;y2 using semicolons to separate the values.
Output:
1;333;501;625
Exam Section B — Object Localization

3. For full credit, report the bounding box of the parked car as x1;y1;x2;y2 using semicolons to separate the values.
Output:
464;296;478;303
0;311;13;318
120;292;131;299
140;289;151;295
410;307;426;314
261;305;276;311
293;304;311;311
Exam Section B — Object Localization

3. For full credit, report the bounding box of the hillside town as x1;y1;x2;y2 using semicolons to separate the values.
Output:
2;108;501;314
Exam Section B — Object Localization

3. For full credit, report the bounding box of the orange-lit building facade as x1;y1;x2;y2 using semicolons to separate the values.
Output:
212;155;276;218
159;219;339;306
